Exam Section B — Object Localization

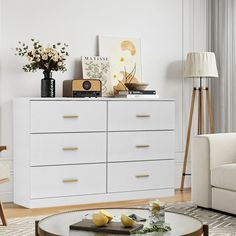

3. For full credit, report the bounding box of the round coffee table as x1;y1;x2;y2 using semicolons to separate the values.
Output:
36;208;208;236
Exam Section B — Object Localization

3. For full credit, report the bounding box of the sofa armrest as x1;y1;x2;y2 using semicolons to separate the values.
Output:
204;133;236;169
191;133;236;208
191;135;211;208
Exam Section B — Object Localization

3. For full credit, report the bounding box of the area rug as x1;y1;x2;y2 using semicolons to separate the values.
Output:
0;202;236;235
166;202;236;236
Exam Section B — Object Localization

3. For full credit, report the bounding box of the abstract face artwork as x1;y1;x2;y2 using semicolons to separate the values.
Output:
99;36;142;93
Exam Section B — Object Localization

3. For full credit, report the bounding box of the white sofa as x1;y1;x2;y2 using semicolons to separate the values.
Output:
192;133;236;215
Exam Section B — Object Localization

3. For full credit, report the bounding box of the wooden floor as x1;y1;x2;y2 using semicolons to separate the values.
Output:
3;189;191;218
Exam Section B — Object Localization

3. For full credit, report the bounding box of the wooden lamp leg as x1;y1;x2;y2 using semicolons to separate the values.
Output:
0;146;7;226
206;88;215;133
180;88;196;191
0;201;7;226
198;89;201;135
201;88;205;134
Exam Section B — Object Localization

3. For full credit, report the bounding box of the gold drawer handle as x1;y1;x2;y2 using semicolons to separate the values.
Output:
136;114;151;118
63;115;79;119
136;174;150;178
63;147;79;151
63;179;79;183
136;145;150;148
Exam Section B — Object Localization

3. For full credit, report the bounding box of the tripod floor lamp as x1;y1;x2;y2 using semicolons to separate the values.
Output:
180;52;218;191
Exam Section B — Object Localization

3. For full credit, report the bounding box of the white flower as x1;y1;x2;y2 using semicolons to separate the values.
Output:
42;54;48;60
31;49;36;56
27;56;33;62
52;55;59;62
36;58;40;62
48;53;52;57
52;49;58;55
44;47;51;53
58;61;62;66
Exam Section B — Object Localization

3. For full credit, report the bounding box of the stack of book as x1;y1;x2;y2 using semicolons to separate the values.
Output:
117;90;158;98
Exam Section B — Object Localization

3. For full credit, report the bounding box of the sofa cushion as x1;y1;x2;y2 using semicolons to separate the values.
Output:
211;163;236;191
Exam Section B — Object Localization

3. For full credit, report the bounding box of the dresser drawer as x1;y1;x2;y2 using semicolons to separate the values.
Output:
108;101;175;131
30;101;106;133
31;164;106;199
108;131;174;162
108;160;174;193
30;132;106;166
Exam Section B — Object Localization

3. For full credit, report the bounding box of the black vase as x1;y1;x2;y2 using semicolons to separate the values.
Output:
41;71;55;97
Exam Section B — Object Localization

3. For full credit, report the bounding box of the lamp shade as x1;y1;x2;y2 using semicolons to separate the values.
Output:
184;52;218;78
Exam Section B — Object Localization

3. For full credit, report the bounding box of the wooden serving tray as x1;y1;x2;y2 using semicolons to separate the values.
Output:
70;219;144;235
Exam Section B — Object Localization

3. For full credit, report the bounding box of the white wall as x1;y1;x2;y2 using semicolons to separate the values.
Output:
0;0;209;202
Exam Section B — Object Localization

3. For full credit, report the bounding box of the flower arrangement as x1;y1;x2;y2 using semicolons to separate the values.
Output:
14;39;69;74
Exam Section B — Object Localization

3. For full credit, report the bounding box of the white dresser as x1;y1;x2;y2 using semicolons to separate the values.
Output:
13;98;175;208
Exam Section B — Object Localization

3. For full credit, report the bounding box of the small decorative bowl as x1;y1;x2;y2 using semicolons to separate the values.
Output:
125;83;149;91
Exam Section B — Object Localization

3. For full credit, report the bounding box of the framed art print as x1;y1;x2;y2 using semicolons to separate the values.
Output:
99;36;142;92
82;56;113;96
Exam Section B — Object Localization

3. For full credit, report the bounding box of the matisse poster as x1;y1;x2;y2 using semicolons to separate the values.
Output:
82;56;113;96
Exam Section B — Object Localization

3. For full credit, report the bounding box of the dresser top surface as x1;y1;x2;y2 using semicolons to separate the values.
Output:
15;97;176;102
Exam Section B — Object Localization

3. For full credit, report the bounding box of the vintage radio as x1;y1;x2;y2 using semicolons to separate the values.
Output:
63;79;102;97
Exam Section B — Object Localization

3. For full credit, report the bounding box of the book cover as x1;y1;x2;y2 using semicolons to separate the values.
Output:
127;94;159;98
128;90;156;95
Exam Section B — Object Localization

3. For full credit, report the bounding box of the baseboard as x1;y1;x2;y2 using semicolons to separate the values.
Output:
0;192;13;202
15;188;175;209
175;187;191;191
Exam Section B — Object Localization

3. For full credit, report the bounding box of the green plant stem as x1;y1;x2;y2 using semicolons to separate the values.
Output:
132;224;171;234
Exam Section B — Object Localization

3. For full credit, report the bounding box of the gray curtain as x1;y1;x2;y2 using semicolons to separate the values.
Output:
210;0;236;132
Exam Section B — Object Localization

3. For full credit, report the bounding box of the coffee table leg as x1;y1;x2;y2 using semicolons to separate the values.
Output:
203;224;209;236
35;220;39;236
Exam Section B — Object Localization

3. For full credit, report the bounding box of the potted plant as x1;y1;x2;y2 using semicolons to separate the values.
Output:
14;39;69;97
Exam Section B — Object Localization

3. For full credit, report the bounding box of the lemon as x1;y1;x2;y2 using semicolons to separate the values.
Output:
99;210;113;222
121;214;135;227
92;213;109;227
152;201;161;211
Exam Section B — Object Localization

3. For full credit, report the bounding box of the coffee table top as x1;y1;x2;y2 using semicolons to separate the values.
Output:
38;208;205;236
